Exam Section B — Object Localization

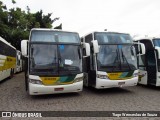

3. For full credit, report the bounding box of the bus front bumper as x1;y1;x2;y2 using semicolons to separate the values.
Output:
95;77;138;89
28;81;83;95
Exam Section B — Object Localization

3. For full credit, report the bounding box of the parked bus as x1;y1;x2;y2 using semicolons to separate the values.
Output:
134;37;160;86
81;31;145;89
16;50;23;73
21;28;90;95
0;36;16;81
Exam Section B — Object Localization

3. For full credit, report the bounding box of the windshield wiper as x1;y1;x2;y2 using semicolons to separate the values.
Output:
111;49;120;72
121;49;132;70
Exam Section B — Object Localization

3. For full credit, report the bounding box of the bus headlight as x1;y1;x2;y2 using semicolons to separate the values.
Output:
133;73;138;77
97;74;108;79
29;79;43;85
74;76;83;83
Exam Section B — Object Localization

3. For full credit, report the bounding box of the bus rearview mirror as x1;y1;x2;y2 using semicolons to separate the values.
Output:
134;43;145;56
18;54;20;59
21;40;28;57
139;43;145;55
83;43;90;57
92;40;99;54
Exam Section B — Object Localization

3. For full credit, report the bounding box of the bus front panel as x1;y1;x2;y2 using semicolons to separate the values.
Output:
95;70;138;89
28;73;83;95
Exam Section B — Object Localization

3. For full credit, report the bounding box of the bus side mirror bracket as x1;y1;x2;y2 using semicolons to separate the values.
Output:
92;40;99;54
155;47;160;59
83;43;90;57
21;40;28;57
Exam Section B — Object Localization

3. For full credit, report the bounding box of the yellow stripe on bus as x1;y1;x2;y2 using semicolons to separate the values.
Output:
40;77;60;85
107;72;133;80
0;56;16;71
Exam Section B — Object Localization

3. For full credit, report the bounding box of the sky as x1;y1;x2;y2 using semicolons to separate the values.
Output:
3;0;160;37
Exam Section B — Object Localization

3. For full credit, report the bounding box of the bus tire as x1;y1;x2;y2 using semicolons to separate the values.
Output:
9;69;14;78
83;73;89;87
25;79;28;91
25;72;28;91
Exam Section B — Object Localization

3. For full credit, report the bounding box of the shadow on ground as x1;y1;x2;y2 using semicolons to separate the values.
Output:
83;86;133;95
0;77;12;85
137;84;160;91
29;92;81;100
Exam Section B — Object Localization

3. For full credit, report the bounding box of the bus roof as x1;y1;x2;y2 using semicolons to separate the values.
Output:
81;31;130;38
0;36;16;50
134;37;160;42
30;28;79;34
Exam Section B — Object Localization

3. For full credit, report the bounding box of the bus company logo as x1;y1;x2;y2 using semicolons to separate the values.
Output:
109;73;119;76
2;112;11;117
44;77;57;80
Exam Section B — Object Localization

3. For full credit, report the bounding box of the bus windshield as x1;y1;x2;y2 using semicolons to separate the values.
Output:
30;44;82;75
97;45;137;72
30;44;58;73
153;39;160;47
31;31;80;43
58;45;82;74
95;32;132;44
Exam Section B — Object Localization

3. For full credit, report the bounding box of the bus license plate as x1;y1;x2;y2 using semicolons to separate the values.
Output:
54;88;64;91
118;82;125;85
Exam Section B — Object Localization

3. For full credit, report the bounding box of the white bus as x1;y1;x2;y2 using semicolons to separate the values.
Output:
21;28;90;95
0;36;16;81
81;31;145;89
135;37;160;86
16;50;23;73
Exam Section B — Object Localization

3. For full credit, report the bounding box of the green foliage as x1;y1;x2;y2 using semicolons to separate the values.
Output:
54;23;62;29
12;0;16;4
0;1;62;50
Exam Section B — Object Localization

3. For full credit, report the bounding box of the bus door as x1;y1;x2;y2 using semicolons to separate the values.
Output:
146;50;157;85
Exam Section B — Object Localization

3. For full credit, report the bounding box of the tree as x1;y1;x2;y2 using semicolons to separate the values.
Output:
0;1;62;50
54;23;62;29
0;1;10;39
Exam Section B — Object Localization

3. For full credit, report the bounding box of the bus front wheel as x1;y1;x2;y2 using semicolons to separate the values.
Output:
25;72;29;91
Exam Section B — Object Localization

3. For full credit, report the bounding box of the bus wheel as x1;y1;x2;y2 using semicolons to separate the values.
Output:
9;69;14;78
25;79;28;91
25;73;28;91
83;73;89;87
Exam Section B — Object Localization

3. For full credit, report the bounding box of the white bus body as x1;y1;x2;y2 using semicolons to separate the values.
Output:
21;28;90;95
0;36;16;81
81;31;145;89
135;37;160;86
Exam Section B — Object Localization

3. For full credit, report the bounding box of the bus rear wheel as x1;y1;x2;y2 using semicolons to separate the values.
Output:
9;69;14;78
